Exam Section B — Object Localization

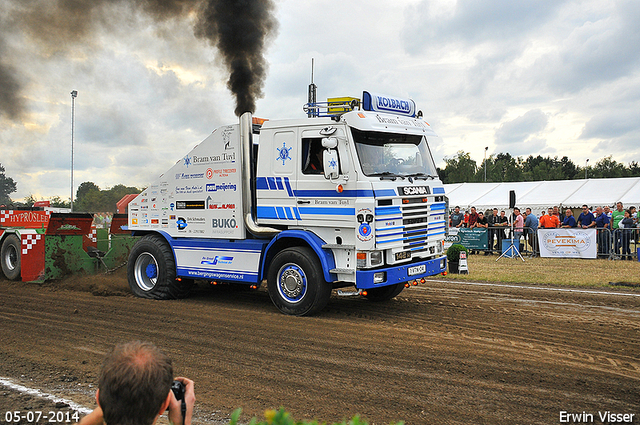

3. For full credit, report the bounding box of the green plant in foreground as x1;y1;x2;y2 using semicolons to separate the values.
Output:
446;243;468;262
228;407;405;425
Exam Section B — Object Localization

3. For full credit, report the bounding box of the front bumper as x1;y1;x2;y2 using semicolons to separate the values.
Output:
355;255;447;289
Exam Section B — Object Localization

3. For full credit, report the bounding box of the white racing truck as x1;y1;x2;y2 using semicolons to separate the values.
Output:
127;91;447;315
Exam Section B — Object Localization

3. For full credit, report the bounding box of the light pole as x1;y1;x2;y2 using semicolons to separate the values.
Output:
70;90;77;212
585;158;589;179
484;146;488;182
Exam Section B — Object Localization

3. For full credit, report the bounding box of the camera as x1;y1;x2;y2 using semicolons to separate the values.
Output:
170;380;185;401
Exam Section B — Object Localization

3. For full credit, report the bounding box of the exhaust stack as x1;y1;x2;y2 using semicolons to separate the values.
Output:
240;111;280;237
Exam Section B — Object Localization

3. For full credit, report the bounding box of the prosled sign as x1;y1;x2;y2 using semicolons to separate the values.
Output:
363;91;416;117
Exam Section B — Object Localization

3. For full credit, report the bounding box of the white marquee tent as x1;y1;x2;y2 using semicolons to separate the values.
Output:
444;177;640;215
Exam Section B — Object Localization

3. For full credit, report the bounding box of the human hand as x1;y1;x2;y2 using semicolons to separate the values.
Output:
168;377;195;425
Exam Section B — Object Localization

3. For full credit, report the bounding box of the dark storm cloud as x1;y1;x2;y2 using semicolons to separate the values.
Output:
0;56;24;120
0;0;277;119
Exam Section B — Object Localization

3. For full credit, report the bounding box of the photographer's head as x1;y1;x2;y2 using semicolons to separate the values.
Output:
98;341;173;425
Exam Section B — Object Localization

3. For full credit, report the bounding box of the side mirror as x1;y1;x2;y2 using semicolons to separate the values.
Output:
323;149;339;179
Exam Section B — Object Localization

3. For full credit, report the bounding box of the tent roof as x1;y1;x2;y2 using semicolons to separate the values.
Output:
564;178;639;208
444;177;640;213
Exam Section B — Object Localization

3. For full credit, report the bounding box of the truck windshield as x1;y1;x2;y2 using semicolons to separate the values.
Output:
352;128;439;178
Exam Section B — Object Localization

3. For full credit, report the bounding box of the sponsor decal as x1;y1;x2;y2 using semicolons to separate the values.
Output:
206;183;237;192
175;185;204;194
206;168;214;179
151;219;159;224
184;153;236;168
177;217;187;230
201;256;234;266
176;172;205;180
176;201;206;210
212;218;238;229
399;186;430;196
276;142;292;165
356;208;374;242
212;168;236;177
222;126;234;150
206;196;235;210
131;219;138;225
169;215;176;220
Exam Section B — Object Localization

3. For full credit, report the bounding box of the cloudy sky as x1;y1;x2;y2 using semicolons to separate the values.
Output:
1;0;639;202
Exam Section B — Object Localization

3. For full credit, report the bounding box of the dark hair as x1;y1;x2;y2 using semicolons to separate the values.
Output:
98;341;173;425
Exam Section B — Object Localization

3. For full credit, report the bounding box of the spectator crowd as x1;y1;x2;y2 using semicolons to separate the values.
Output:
448;202;639;259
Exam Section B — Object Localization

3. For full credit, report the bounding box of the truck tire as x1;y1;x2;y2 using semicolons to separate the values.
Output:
363;283;405;302
127;235;193;299
1;234;21;281
267;246;332;316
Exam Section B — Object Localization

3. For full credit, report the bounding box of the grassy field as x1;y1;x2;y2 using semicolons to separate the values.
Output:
434;253;640;288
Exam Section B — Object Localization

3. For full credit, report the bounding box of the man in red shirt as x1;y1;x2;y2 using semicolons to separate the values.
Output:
468;206;479;228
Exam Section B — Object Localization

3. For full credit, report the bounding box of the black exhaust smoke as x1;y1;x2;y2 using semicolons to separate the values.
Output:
0;0;277;120
196;0;277;116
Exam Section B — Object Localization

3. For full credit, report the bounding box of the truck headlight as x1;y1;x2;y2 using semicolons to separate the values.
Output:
370;251;383;266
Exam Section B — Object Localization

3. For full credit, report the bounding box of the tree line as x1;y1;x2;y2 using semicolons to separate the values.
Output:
438;152;640;184
0;164;141;212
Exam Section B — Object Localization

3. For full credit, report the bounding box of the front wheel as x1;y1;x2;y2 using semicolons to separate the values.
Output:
1;234;21;281
267;247;332;316
127;235;193;299
363;283;405;302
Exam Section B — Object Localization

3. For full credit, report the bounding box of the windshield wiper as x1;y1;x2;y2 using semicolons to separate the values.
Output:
369;172;402;180
404;173;430;180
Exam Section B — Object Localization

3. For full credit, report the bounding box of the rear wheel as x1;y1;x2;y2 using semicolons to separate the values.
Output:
363;283;405;302
267;247;331;316
1;234;21;281
127;235;193;299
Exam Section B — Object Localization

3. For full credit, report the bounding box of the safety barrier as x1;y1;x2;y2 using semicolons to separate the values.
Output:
449;225;638;260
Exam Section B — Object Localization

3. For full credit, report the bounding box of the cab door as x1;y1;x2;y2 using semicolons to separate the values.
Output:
296;126;355;228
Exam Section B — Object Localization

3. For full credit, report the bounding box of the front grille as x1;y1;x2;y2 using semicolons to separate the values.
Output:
375;198;446;253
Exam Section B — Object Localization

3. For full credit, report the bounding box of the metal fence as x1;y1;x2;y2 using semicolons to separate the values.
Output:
471;226;639;260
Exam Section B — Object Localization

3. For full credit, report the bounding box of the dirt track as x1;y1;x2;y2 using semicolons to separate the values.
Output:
0;271;639;425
